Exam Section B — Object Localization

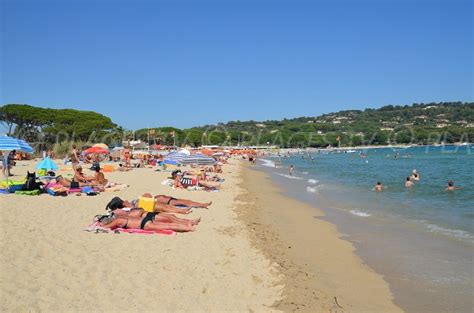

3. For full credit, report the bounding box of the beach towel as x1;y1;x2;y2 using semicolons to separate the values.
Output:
15;190;41;196
103;184;128;192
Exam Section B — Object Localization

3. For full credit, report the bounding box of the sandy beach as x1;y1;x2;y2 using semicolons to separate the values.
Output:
1;159;282;312
1;158;402;312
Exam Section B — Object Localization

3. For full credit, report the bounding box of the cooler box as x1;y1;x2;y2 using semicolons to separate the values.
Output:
138;197;155;212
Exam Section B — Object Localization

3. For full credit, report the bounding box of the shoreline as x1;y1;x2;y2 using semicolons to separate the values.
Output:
237;163;403;313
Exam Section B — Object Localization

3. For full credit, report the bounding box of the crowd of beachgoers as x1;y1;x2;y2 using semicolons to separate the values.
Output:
1;143;258;235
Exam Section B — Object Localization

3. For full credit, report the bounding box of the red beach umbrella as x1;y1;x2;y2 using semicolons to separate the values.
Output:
83;147;109;155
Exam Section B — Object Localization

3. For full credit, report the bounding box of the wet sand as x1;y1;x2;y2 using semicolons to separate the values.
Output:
236;163;403;313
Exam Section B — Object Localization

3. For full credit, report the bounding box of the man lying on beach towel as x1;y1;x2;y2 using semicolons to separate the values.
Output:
96;213;196;233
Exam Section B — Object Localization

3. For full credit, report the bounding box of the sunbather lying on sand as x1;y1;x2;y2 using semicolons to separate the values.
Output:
152;193;211;209
106;203;201;227
106;196;192;215
173;173;220;191
96;214;195;232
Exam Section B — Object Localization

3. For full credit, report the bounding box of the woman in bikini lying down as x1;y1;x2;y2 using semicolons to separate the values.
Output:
97;214;195;232
150;193;211;209
106;196;192;215
172;173;220;191
106;199;201;227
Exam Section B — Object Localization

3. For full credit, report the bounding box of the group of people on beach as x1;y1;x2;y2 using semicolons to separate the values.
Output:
95;193;212;233
1;150;17;177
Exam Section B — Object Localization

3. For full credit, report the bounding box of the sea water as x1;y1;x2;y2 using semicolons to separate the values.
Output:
258;146;474;313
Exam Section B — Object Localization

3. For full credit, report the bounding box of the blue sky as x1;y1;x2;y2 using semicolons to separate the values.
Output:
1;0;472;130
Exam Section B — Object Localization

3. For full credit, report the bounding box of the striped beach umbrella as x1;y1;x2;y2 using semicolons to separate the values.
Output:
179;153;216;166
0;136;34;190
163;152;188;165
0;136;34;153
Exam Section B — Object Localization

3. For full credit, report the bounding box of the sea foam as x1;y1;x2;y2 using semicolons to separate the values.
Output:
260;159;276;168
350;210;371;217
275;173;303;180
306;186;318;193
425;224;474;242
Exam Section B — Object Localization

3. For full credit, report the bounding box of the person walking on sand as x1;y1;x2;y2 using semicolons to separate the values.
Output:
123;146;131;169
289;165;294;176
70;144;80;169
405;177;414;188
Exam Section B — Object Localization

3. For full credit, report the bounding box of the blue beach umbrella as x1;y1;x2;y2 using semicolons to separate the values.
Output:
36;157;58;170
0;136;34;191
0;136;34;153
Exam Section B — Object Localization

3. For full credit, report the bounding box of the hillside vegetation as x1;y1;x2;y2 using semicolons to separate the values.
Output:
137;102;474;147
2;102;473;148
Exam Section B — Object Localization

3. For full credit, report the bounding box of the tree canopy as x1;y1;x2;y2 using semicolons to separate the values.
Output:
0;104;118;143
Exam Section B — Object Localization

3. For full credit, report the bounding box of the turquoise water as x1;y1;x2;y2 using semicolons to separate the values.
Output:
259;145;474;313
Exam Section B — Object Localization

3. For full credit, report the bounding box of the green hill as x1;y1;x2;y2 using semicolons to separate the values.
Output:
2;102;473;148
138;102;474;147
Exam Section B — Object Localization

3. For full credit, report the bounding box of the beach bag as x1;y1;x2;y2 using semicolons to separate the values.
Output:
37;169;47;177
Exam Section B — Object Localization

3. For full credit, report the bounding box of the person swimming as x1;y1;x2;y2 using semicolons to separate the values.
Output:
411;169;420;181
405;177;414;188
374;181;385;192
445;181;463;191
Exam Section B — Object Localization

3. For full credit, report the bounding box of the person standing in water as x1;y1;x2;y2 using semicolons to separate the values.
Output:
289;165;294;176
405;177;414;188
411;169;420;181
445;181;463;191
374;181;385;192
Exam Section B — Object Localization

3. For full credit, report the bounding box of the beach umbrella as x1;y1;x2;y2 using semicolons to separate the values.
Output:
83;147;109;155
35;157;58;170
0;136;34;191
163;152;187;165
93;143;109;150
179;153;216;166
0;136;34;153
